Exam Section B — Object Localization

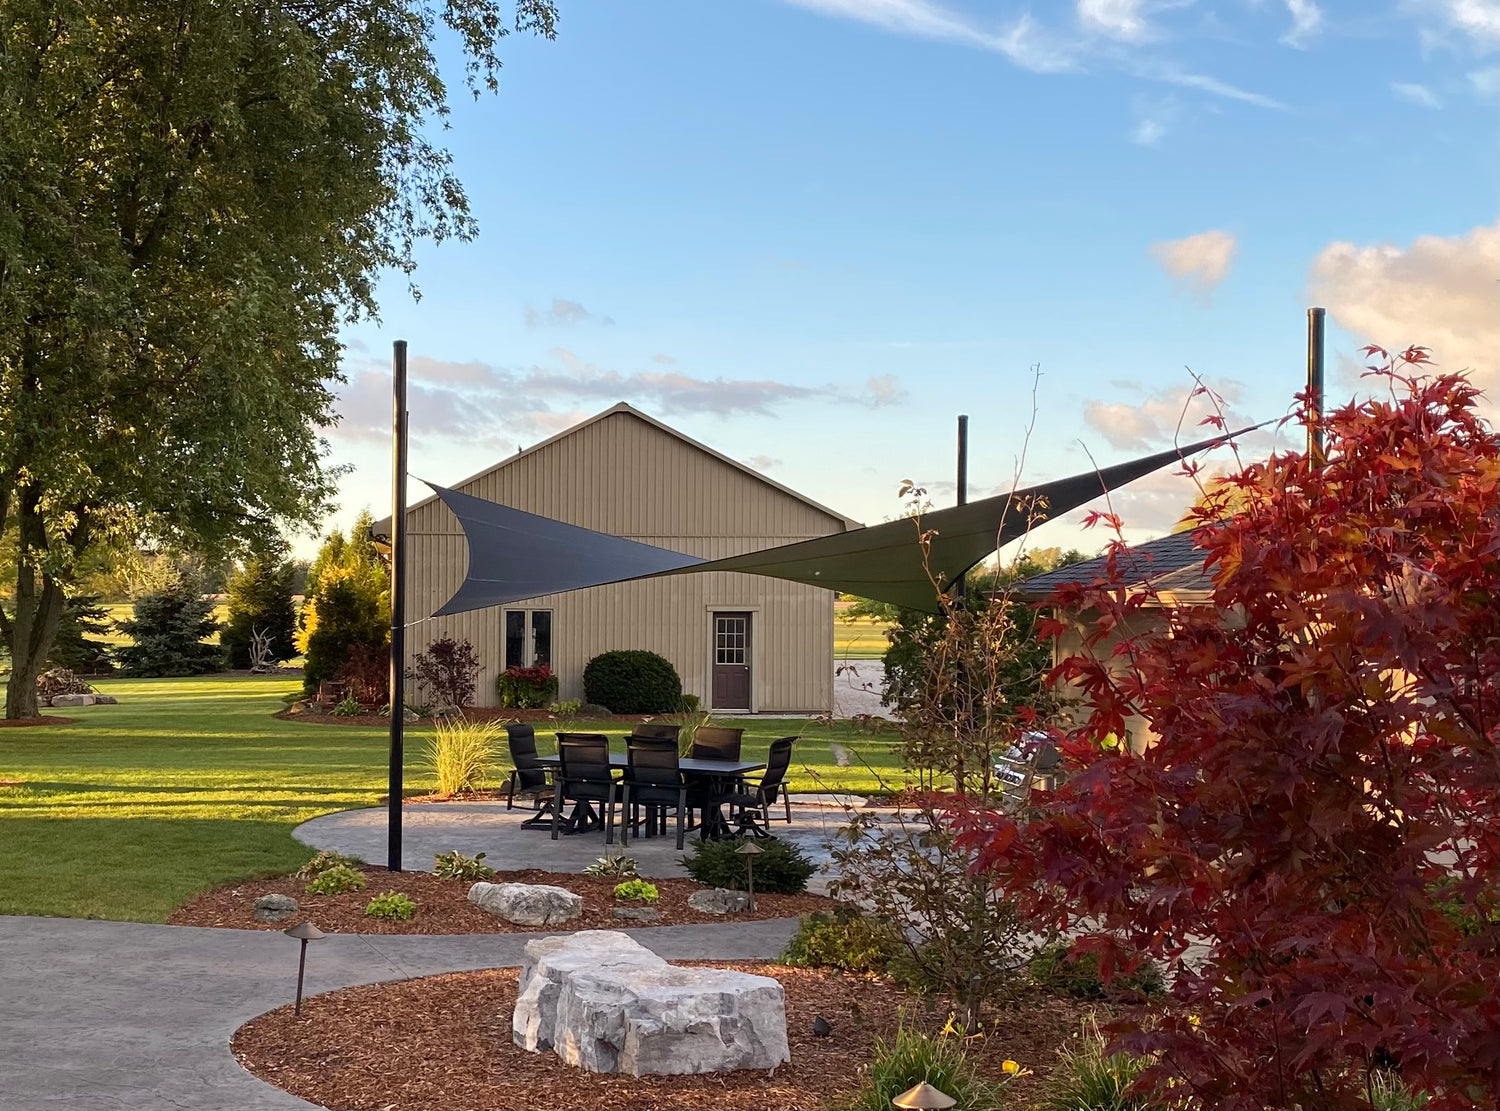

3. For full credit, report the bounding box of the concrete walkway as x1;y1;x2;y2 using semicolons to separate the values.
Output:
0;915;798;1111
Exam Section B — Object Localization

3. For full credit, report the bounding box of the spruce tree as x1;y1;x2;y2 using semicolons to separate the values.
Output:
114;577;221;677
221;555;298;669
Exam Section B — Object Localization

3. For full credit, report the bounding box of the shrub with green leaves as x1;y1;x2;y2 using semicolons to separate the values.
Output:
433;850;494;881
583;856;639;878
364;891;417;920
781;907;902;973
306;864;367;895
549;698;582;715
844;1019;1010;1111
1029;944;1164;1001
296;850;363;879
614;879;659;902
423;717;502;795
1041;1016;1154;1111
582;649;683;714
332;695;363;717
682;836;815;895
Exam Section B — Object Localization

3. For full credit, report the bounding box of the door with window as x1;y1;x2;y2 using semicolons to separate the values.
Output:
711;612;751;711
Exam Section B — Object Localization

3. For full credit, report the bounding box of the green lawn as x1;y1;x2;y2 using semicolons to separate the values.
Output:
0;675;903;922
834;616;894;660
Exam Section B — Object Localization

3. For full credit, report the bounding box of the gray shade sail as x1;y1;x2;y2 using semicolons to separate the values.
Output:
428;429;1256;618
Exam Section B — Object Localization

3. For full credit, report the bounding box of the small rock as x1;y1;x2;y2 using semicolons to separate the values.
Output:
253;894;299;923
50;693;95;708
288;699;313;715
92;693;118;705
578;702;612;717
612;906;662;923
469;881;583;927
687;888;752;915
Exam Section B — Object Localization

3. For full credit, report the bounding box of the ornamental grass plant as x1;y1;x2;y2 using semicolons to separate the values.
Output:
423;717;503;795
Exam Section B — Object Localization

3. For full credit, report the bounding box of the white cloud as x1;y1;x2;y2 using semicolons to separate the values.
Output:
523;298;614;328
1280;0;1324;48
1149;230;1238;296
1446;0;1500;39
1307;222;1500;398
1470;66;1500;94
1083;380;1247;452
1130;94;1181;145
1403;0;1500;49
1391;81;1443;106
1077;0;1153;42
742;454;783;472
1124;58;1288;109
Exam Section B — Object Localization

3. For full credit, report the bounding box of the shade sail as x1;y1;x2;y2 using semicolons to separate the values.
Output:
429;428;1257;618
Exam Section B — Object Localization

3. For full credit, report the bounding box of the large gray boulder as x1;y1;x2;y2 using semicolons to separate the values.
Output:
50;693;95;708
687;888;751;915
513;930;789;1076
468;881;583;927
252;894;299;923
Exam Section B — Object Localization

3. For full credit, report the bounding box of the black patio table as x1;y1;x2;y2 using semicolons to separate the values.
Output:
535;750;765;841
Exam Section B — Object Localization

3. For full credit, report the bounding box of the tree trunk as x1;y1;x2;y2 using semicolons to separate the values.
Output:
4;488;68;719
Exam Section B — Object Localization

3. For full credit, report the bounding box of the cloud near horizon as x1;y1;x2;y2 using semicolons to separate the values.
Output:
1150;230;1238;296
523;298;614;328
1084;378;1248;452
1307;221;1499;399
330;350;907;450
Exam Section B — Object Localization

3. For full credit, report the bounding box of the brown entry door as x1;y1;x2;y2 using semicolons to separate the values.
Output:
711;612;751;711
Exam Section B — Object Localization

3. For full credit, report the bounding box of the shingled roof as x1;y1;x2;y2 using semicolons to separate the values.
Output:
1016;528;1214;605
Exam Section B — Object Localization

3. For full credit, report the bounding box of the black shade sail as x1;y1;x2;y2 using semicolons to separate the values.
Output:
429;429;1255;618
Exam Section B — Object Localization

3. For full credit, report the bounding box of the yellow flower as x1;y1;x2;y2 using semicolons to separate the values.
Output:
1002;1060;1021;1075
1188;1014;1201;1028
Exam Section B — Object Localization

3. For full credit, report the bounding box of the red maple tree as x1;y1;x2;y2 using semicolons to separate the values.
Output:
959;353;1498;1109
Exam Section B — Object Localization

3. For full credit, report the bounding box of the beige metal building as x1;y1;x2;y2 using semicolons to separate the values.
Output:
396;403;859;712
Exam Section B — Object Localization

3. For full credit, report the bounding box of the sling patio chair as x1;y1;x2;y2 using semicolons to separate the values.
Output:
721;735;796;836
550;733;626;844
688;725;743;761
623;734;691;850
504;723;556;827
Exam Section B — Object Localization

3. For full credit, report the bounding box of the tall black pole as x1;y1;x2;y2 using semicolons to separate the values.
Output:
1307;307;1325;466
388;340;409;872
953;414;969;603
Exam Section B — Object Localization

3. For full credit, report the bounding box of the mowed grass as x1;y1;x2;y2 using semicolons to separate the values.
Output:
0;675;903;922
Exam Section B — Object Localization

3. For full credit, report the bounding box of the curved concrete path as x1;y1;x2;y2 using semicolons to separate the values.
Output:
0;914;798;1111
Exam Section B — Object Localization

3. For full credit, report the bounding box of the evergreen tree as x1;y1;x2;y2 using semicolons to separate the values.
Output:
221;554;298;669
46;592;115;675
297;514;389;694
114;577;221;677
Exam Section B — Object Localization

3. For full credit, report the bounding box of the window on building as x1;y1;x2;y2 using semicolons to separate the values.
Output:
504;609;552;669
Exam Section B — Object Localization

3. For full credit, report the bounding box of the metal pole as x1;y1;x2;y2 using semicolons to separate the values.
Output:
1307;307;1325;465
388;340;409;872
953;414;969;602
294;938;309;1017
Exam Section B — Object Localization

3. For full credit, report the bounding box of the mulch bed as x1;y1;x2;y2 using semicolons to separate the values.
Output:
274;707;666;728
169;867;833;934
233;962;1098;1110
0;716;76;728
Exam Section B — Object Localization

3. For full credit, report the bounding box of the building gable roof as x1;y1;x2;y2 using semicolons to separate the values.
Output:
1016;528;1214;605
389;401;862;532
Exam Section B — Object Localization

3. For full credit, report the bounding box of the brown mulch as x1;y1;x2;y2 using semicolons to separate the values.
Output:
232;962;1098;1110
168;867;833;934
274;707;666;728
0;716;76;728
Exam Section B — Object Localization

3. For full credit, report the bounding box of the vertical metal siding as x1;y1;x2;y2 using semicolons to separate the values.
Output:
404;411;844;711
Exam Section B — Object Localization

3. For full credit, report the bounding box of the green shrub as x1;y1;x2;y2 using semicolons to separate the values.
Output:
583;650;683;714
781;907;902;972
583;855;639;878
549;698;582;715
423;717;502;795
682;836;815;895
679;693;701;713
113;576;222;677
332;695;363;717
364;891;417;920
296;850;362;879
496;664;558;708
614;879;659;902
221;553;298;669
1041;1016;1155;1111
1030;944;1164;1001
433;850;494;881
843;1018;1010;1110
306;864;367;894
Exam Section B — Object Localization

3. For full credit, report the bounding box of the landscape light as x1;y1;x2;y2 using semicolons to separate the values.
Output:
735;840;764;911
283;921;326;1017
891;1081;957;1109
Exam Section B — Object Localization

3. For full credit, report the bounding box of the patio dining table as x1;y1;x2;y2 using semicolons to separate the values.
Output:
535;749;765;841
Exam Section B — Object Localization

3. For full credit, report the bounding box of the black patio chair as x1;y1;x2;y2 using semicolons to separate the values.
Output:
631;722;681;743
623;734;690;850
689;725;743;762
722;736;796;836
551;733;624;843
504;723;555;824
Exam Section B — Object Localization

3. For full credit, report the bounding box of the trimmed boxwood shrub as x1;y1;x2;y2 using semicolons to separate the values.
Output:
682;835;815;894
582;650;683;714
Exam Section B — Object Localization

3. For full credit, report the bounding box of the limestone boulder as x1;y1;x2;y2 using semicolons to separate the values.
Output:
468;881;583;927
612;906;662;923
687;888;751;915
92;693;119;705
513;930;789;1076
50;693;95;708
253;894;299;923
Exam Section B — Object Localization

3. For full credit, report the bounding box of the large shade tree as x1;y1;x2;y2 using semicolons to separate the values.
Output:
0;0;556;716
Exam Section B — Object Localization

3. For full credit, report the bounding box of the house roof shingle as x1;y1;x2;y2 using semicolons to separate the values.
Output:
1016;529;1214;603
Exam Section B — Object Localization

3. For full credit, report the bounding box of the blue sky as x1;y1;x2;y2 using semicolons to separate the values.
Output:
320;0;1499;558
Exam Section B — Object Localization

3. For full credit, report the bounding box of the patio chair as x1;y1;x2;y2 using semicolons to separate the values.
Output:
503;723;555;823
623;735;690;850
551;733;625;844
631;722;681;743
689;725;743;762
721;736;796;836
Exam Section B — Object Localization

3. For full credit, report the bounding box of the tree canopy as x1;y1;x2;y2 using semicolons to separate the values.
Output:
0;0;556;715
